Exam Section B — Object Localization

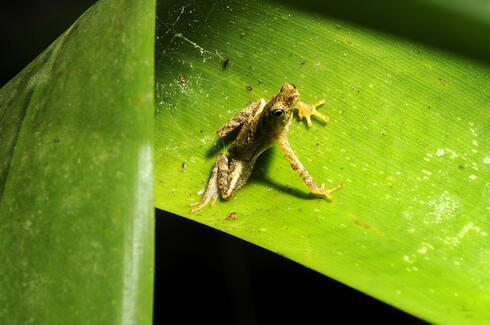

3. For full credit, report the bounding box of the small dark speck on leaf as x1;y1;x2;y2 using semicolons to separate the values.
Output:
301;60;306;65
458;165;465;170
53;138;60;143
247;85;253;91
438;78;448;85
316;143;319;146
226;212;238;220
258;79;263;85
223;58;229;69
182;162;187;168
179;73;187;90
428;105;431;109
355;220;371;230
200;129;204;133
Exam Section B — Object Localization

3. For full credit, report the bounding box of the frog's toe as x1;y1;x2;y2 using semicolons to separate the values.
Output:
189;191;219;213
305;115;313;128
210;195;218;207
190;200;210;213
190;205;204;213
323;182;344;198
312;182;343;201
320;192;334;201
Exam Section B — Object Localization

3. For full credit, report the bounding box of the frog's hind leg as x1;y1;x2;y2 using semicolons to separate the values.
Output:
190;154;251;212
218;156;253;200
189;153;232;213
216;153;231;198
189;163;219;213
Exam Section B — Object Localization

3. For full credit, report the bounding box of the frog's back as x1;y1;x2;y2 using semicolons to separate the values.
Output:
228;111;274;162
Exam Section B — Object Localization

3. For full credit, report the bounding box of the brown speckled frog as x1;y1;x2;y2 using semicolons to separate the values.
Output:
190;83;343;213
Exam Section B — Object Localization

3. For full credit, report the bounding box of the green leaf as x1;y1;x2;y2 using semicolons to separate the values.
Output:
0;0;155;323
154;1;489;323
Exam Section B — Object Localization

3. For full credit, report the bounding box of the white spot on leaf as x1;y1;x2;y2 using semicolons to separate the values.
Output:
425;191;458;224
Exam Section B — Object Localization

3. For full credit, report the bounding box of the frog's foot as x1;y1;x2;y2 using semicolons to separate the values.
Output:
189;165;219;213
311;182;344;201
189;191;218;213
295;100;329;127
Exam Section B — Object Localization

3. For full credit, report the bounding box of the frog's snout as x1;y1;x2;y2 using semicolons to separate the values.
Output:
280;82;297;92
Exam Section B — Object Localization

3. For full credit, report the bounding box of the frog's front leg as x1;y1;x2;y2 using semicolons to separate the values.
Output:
295;100;329;127
277;136;343;200
189;154;252;213
216;99;266;138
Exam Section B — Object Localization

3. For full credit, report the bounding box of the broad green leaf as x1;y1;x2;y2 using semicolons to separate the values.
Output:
0;0;155;323
281;0;490;63
154;1;489;323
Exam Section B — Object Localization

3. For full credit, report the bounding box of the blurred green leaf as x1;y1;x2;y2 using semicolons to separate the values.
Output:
0;0;155;323
154;1;489;323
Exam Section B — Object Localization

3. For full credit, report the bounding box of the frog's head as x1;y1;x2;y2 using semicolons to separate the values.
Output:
278;82;300;107
267;83;300;127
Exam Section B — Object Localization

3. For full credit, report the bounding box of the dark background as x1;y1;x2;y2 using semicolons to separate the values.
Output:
1;1;427;324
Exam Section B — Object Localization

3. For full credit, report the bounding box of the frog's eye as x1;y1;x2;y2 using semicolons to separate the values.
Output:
290;83;296;89
273;109;285;118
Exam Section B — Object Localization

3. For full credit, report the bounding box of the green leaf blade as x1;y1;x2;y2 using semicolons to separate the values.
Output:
154;1;490;323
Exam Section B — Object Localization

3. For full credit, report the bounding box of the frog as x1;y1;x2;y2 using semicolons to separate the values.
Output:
189;82;343;213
